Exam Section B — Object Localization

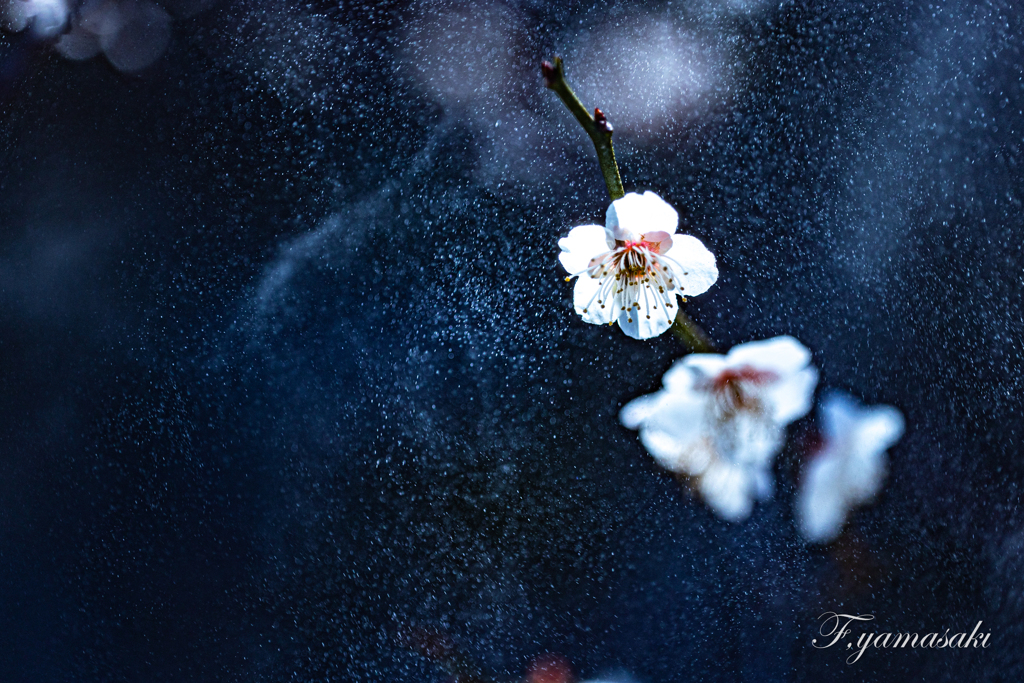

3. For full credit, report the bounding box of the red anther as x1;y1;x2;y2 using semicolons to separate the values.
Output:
709;367;779;391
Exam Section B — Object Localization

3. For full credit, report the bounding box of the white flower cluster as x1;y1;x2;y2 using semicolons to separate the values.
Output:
559;191;904;538
620;336;816;522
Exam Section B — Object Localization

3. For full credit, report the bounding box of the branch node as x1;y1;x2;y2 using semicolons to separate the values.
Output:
541;60;558;89
540;56;624;200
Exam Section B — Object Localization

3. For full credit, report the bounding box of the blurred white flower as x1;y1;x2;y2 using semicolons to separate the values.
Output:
796;392;904;543
559;191;717;340
48;0;171;72
567;17;729;137
4;0;69;37
621;336;818;521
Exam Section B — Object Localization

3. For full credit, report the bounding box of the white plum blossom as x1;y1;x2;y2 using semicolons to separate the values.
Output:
558;191;717;340
620;336;818;521
797;392;904;544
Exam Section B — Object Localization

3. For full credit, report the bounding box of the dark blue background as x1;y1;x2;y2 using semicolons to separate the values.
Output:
1;1;1022;681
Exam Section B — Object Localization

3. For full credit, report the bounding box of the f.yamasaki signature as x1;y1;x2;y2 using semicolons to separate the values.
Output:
813;612;991;664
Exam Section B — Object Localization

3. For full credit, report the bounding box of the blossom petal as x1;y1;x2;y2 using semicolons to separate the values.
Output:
558;224;611;274
622;391;712;474
661;235;718;297
619;393;663;430
572;274;615;325
845;407;902;501
766;366;819;425
821;392;904;464
852;405;905;461
642;230;673;254
606;191;678;241
642;391;708;445
639;429;713;474
714;410;784;468
751;467;774;500
699;461;755;522
667;354;726;389
637;427;681;467
797;454;847;543
725;335;811;376
616;293;675;340
845;448;887;503
820;392;860;440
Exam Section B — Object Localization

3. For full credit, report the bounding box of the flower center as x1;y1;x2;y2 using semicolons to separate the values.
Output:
704;367;779;416
578;236;682;325
614;240;658;281
698;368;781;466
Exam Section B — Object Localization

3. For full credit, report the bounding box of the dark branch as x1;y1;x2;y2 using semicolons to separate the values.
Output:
542;56;625;201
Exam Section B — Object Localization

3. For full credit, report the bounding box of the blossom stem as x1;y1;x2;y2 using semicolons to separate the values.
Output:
671;311;716;352
542;56;625;201
544;57;717;353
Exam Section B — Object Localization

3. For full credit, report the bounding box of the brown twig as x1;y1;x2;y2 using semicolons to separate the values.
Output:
542;56;625;201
